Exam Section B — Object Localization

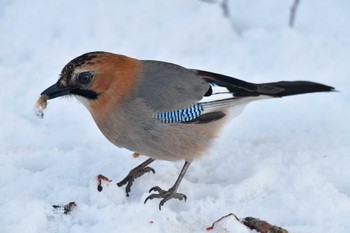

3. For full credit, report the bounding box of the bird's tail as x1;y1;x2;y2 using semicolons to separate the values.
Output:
257;81;336;97
195;70;335;98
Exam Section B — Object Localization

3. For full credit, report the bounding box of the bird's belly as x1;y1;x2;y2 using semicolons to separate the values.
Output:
96;116;226;162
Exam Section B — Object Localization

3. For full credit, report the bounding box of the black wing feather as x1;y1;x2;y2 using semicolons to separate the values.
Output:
195;70;335;98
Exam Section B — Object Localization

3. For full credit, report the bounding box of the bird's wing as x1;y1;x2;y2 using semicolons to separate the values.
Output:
136;61;263;124
136;62;334;124
137;61;210;112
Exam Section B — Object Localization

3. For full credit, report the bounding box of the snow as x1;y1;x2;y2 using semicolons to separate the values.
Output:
0;0;349;232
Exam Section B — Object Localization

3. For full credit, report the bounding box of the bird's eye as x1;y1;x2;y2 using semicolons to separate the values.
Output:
77;72;92;85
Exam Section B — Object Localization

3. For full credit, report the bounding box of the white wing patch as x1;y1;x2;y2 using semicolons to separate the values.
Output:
199;83;273;116
199;84;233;103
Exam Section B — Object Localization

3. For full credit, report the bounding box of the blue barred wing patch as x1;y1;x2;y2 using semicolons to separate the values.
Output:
155;103;204;123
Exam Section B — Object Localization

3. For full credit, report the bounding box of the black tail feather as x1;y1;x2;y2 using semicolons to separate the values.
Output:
258;81;335;97
195;70;335;98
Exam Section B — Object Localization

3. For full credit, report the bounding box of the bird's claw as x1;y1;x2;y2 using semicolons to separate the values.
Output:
117;166;155;196
144;186;187;210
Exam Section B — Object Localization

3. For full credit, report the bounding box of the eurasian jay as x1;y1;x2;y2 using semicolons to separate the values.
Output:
40;51;334;209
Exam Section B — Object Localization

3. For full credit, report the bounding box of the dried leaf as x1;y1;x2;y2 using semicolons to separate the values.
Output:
52;202;77;214
243;217;288;233
96;174;112;192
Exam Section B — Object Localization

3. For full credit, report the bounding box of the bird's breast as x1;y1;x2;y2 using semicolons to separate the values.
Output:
89;98;227;161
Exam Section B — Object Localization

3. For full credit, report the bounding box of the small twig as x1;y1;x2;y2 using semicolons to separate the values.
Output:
200;0;217;3
289;0;300;28
221;0;230;18
200;0;230;18
206;213;239;230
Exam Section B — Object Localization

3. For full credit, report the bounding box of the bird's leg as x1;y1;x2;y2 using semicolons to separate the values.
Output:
117;158;155;196
144;161;191;210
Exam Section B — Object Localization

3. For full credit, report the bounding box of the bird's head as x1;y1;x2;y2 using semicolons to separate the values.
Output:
41;51;139;112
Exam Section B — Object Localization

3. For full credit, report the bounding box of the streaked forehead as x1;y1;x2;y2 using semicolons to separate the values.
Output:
60;52;103;79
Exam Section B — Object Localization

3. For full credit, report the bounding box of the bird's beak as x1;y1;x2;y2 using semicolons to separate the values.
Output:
41;82;75;99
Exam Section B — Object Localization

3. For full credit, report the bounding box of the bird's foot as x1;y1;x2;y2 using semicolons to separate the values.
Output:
117;166;155;196
144;186;187;210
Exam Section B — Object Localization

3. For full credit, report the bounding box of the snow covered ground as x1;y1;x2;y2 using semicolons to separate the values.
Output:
1;0;349;232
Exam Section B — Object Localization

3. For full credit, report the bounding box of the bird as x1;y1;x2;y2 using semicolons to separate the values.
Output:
40;51;335;210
